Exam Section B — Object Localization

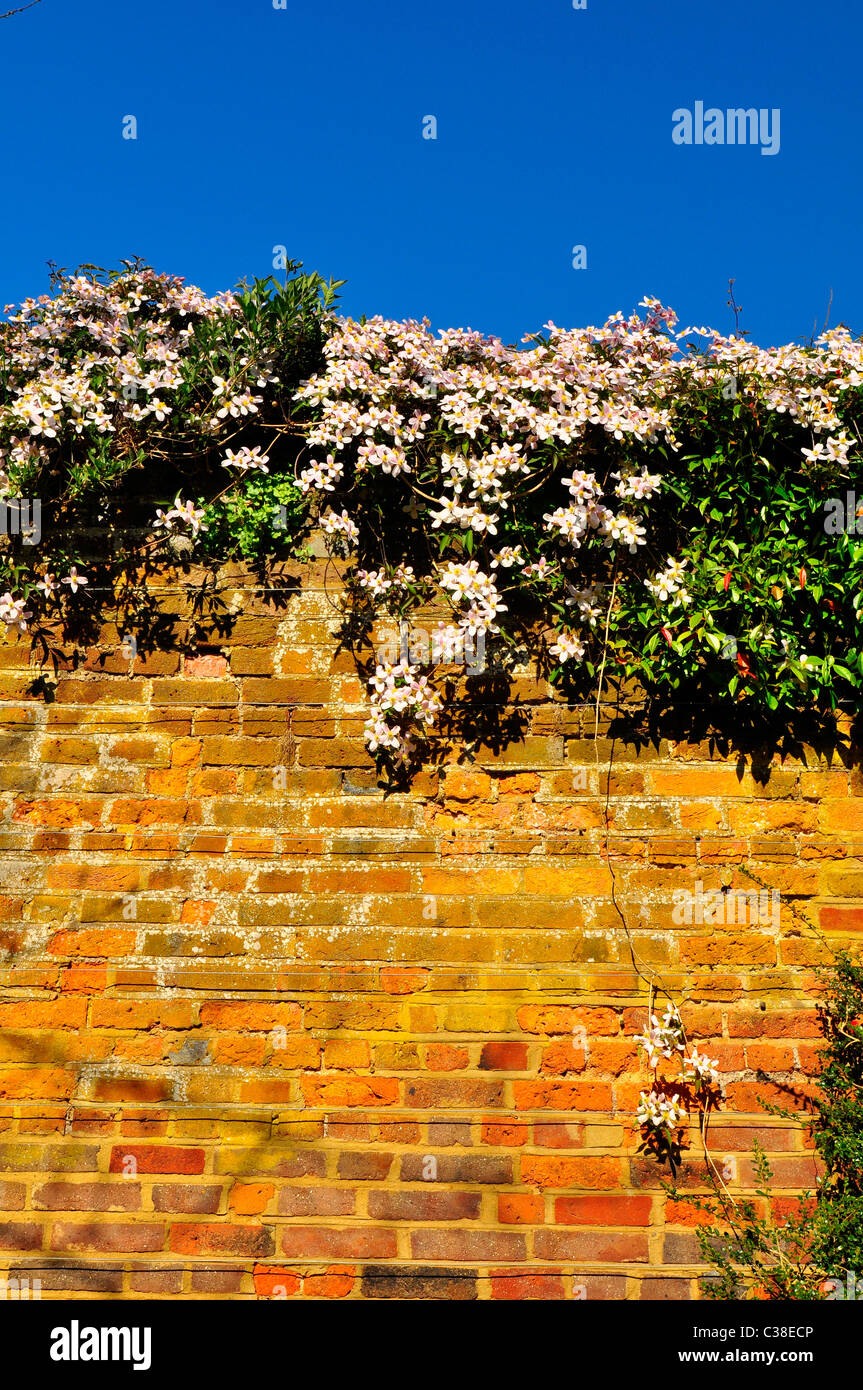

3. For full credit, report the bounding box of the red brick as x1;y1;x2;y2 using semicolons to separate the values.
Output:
411;1230;526;1262
534;1230;649;1261
498;1194;544;1225
170;1223;274;1257
303;1265;356;1298
490;1269;566;1299
33;1182;140;1212
51;1222;164;1253
555;1194;652;1225
109;1146;205;1175
480;1042;529;1071
152;1186;222;1214
367;1191;480;1221
280;1227;397;1260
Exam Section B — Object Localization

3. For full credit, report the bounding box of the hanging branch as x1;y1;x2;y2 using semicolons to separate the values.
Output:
0;1;42;16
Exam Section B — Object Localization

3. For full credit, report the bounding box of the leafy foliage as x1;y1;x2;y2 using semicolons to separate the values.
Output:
0;257;342;631
198;472;308;564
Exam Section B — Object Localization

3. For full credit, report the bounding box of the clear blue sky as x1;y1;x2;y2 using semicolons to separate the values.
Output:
1;0;859;346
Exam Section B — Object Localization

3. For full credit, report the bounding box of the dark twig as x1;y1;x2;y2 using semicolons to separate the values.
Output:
726;277;749;338
0;0;42;16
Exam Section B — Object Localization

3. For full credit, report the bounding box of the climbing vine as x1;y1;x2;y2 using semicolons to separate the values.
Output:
2;260;863;762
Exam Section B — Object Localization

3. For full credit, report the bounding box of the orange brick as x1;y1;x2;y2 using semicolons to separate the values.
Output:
520;1156;621;1190
300;1076;400;1108
253;1265;301;1298
230;1183;274;1215
498;1193;544;1224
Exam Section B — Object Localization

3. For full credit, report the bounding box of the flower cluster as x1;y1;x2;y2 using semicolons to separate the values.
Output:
364;660;443;759
222;445;270;474
438;560;507;637
644;557;691;606
1;268;238;460
0;260;328;632
321;509;359;543
292;305;692;756
637;1089;688;1134
0;565;91;632
356;564;416;605
549;631;585;664
0;591;32;633
291;295;863;762
566;583;604;628
153;496;208;536
684;1048;721;1093
635;1007;687;1070
635;1004;722;1159
6;266;863;768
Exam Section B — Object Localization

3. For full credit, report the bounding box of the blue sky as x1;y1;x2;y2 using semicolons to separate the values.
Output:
1;0;859;346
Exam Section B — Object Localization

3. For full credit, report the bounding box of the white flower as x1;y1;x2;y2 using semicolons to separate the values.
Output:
635;1008;686;1069
612;469;662;500
549;631;585;664
356;569;393;599
637;1089;688;1133
645;558;688;603
490;546;524;569
801;431;854;469
566;585;603;627
684;1049;721;1089
608;514;647;553
521;558;552;580
222;445;270;474
0;592;32;632
321;509;359;543
61;567;89;594
562;470;600;503
364;660;443;760
299;454;343;494
166;497;207;535
215;389;262;419
544;505;588;548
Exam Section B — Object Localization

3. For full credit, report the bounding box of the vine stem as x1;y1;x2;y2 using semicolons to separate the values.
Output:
592;562;661;992
590;563;751;1215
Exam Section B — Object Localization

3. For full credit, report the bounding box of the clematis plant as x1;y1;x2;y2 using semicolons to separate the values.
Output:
291;298;863;762
4;265;863;761
0;257;341;627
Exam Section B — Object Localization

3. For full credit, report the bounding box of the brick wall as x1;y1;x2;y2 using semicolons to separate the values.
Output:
0;559;852;1299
